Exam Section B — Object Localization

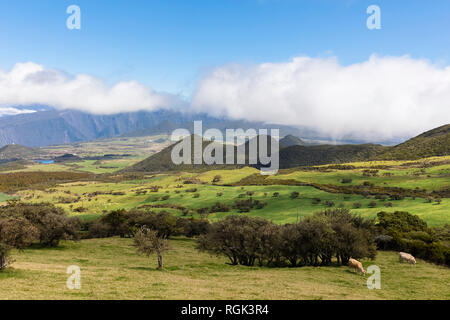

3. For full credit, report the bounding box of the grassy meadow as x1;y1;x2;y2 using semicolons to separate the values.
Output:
2;237;449;300
9;156;450;226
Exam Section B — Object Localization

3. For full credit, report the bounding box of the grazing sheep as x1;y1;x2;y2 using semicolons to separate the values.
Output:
399;252;416;265
348;258;365;275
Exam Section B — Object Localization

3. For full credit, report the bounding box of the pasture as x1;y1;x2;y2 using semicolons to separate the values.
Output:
11;157;450;226
2;237;449;300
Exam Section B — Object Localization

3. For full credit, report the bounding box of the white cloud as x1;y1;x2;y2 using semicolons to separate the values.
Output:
0;107;36;117
2;58;450;142
192;55;450;141
0;62;179;115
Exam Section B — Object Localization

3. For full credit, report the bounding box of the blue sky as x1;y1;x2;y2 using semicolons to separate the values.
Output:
1;0;449;96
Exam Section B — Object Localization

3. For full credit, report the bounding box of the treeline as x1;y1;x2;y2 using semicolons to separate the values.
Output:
375;211;450;266
0;171;94;192
85;209;210;239
198;209;377;267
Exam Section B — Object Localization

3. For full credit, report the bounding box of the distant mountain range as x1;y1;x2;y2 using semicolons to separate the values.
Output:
0;107;410;148
0;108;313;148
124;124;450;172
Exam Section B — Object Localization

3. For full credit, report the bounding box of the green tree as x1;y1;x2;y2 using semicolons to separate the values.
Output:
0;217;39;270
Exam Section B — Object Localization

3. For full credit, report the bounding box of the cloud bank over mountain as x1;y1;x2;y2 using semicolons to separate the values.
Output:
0;107;36;117
0;62;179;115
1;56;450;141
192;55;450;141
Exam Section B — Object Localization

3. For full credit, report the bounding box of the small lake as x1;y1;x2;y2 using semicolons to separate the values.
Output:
36;160;55;164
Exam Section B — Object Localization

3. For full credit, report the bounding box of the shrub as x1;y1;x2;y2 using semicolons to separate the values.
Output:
0;202;79;247
210;202;230;213
233;199;267;213
353;202;362;209
368;201;377;208
290;191;299;199
324;200;335;207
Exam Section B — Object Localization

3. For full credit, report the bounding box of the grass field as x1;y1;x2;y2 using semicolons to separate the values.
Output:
13;160;450;225
0;193;11;203
1;237;449;300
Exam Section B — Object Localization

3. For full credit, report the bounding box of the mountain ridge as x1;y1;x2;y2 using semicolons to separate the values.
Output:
123;124;450;172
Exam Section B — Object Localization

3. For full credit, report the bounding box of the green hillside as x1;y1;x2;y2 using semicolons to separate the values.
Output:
278;143;387;168
378;124;450;160
123;135;243;173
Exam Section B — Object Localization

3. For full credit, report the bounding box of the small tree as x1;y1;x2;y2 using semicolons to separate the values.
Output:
133;226;170;269
0;217;39;270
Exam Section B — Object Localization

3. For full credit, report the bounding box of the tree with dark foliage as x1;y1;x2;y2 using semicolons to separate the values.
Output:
0;217;39;270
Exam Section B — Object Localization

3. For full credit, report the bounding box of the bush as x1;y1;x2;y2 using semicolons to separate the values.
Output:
210;202;230;213
353;202;362;209
0;202;79;247
375;211;450;266
368;201;377;208
233;198;267;213
290;191;299;199
324;200;335;207
197;215;279;266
